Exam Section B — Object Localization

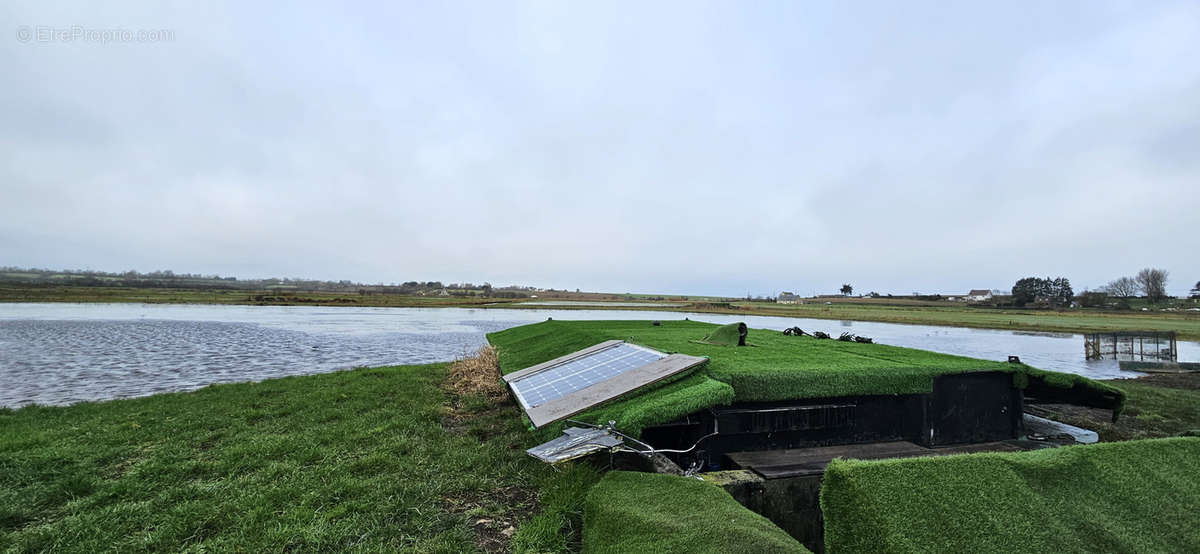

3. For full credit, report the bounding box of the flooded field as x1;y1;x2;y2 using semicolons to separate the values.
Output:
1;303;1196;407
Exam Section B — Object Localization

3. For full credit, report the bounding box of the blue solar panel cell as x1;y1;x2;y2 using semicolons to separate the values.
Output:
510;343;666;408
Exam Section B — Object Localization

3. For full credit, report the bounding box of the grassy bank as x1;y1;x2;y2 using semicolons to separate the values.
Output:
820;437;1200;553
1031;372;1200;441
0;363;597;552
3;284;1199;340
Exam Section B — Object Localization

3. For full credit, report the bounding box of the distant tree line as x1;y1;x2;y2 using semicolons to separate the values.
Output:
1011;277;1073;307
1008;267;1185;309
1099;268;1170;302
0;267;536;298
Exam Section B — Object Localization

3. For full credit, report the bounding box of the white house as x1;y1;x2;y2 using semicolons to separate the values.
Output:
966;289;993;302
777;292;799;304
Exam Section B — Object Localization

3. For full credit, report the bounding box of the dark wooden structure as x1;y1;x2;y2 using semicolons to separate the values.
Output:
640;372;1024;472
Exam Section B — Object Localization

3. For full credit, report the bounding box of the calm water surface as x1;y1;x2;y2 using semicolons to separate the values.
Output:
1;303;1196;408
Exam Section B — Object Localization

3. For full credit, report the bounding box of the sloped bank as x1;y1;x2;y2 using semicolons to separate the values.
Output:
820;437;1200;553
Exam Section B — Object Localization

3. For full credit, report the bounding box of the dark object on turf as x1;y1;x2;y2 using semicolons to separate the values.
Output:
1008;355;1021;363
652;321;661;326
782;326;809;336
854;335;874;344
813;331;831;340
838;332;855;342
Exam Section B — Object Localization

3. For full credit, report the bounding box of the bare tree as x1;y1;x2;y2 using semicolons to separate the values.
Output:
1135;268;1169;302
1103;276;1139;298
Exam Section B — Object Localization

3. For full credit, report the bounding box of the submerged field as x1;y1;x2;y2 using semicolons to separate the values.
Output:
2;358;1198;551
4;284;1199;339
0;284;511;308
725;300;1200;340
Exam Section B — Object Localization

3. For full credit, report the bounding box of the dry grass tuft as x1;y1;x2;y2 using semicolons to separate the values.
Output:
445;345;509;402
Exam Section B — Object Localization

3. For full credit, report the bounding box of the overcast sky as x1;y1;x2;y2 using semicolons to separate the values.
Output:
3;2;1198;297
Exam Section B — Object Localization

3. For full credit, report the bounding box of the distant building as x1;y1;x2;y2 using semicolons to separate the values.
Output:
967;289;993;302
777;292;799;304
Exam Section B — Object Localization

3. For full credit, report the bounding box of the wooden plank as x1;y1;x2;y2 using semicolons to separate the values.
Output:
502;340;623;383
728;441;928;478
525;353;707;428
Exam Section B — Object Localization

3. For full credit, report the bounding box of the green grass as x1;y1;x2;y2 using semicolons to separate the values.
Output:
1;337;1196;552
583;471;808;553
0;364;598;552
488;320;1122;434
819;437;1200;553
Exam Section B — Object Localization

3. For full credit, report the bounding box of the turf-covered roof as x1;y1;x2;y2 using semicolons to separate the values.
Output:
583;471;809;553
487;319;1123;435
820;437;1200;553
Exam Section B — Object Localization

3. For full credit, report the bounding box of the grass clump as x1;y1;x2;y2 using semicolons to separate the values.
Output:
819;437;1200;553
444;345;508;403
583;471;809;553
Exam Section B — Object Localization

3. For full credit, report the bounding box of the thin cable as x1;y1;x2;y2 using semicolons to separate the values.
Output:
563;418;720;456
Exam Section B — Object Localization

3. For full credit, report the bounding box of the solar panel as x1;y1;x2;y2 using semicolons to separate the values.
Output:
511;342;664;408
503;340;707;427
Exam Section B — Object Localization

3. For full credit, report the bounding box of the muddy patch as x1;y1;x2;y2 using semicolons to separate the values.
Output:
1118;372;1200;391
442;486;539;553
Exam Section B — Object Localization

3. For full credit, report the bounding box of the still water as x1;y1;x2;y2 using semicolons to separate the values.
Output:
1;303;1196;408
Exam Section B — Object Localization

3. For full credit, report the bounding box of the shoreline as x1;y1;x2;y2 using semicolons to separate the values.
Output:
3;285;1199;340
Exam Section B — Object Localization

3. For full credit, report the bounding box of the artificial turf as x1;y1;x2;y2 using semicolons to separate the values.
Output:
819;437;1200;553
582;471;809;553
487;319;1123;435
695;321;746;346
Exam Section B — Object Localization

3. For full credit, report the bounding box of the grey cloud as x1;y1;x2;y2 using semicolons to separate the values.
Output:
2;1;1198;296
